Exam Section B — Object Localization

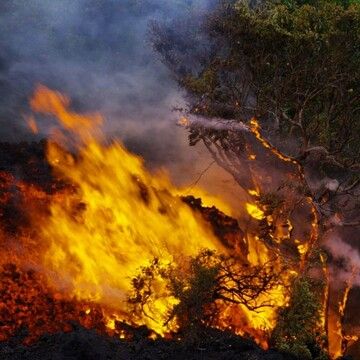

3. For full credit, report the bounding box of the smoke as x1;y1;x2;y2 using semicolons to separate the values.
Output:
0;0;248;215
325;235;360;287
177;115;249;132
0;0;216;166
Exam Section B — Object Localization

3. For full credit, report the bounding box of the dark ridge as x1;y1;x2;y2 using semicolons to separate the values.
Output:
0;324;298;360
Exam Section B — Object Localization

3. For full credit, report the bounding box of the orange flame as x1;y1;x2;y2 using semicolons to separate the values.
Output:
23;86;291;343
28;86;231;335
0;87;327;349
26;115;39;134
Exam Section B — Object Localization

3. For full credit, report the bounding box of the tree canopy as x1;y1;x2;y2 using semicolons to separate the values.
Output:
152;0;360;167
150;1;360;356
151;0;360;231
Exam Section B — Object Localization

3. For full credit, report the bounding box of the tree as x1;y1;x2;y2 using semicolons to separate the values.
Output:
271;276;328;360
128;250;280;337
151;0;360;224
150;0;360;355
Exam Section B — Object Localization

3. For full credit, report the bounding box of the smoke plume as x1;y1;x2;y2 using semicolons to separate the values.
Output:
325;235;360;287
0;0;215;166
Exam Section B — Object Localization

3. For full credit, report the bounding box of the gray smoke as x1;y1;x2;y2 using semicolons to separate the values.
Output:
0;0;215;167
177;115;249;132
325;235;360;287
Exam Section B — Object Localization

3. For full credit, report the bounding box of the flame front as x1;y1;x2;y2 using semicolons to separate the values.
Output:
0;86;321;349
29;86;228;334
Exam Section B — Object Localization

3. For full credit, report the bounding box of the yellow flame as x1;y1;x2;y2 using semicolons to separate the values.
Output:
248;189;260;197
29;86;226;334
297;243;308;256
25;86;293;346
246;203;265;220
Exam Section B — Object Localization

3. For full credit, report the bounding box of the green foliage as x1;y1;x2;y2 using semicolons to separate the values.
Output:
280;0;360;9
221;0;360;161
165;250;222;333
152;0;360;166
271;276;328;359
129;250;279;335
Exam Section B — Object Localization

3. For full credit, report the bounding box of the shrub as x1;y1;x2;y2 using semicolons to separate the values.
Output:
271;276;328;359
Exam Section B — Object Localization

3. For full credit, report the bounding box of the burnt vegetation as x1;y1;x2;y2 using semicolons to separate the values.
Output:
0;139;328;359
129;250;279;327
149;0;360;358
0;142;304;360
0;1;359;360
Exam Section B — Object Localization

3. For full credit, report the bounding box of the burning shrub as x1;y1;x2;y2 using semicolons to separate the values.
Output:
271;276;327;360
129;249;281;341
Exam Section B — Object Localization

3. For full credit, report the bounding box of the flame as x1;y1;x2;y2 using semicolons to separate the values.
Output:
320;253;329;331
249;119;298;166
23;87;296;345
26;115;39;134
30;84;102;133
246;203;265;220
328;270;357;359
248;189;260;197
0;88;323;349
177;116;190;127
27;86;230;335
297;243;308;256
339;281;352;318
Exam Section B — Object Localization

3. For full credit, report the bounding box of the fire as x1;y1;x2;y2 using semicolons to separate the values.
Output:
0;86;330;352
328;269;358;359
18;85;290;343
26;115;39;134
177;116;190;127
297;243;309;256
245;203;265;220
28;86;228;335
249;118;298;166
320;253;329;329
248;189;260;197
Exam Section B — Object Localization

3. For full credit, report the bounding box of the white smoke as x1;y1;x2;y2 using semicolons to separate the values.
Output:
0;0;215;157
324;236;360;286
177;115;249;132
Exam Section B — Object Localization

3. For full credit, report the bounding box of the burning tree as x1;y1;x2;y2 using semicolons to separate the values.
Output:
0;85;298;350
0;2;357;357
129;250;280;337
150;0;360;357
151;0;360;220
